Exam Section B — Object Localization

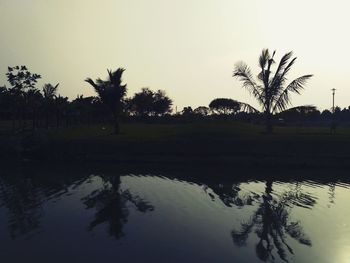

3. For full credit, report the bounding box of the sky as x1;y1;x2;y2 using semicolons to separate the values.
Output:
0;0;350;111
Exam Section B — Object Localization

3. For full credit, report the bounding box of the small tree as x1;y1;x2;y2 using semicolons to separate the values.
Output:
129;88;154;116
181;106;193;116
6;66;41;92
209;98;241;115
6;66;41;130
128;88;172;117
153;90;172;116
85;68;127;134
194;106;210;116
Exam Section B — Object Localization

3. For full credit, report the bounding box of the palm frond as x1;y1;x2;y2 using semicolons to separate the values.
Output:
84;78;96;88
276;57;297;87
259;49;271;70
269;52;295;102
233;62;262;100
272;75;313;113
239;102;260;113
270;51;293;87
42;83;58;99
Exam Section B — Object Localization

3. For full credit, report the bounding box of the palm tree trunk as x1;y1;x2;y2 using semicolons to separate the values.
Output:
46;110;49;129
56;110;60;128
12;109;16;132
265;111;273;133
114;120;120;134
113;113;120;134
32;109;36;130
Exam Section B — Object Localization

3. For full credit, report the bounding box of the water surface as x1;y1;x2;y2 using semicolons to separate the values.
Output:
0;166;349;262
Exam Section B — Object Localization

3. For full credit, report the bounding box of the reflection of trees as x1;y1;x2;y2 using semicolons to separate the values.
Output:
231;180;316;262
0;171;154;240
0;173;88;239
0;176;44;238
82;175;154;239
204;182;259;207
328;182;335;207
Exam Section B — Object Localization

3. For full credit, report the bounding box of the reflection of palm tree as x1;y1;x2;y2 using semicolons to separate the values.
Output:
231;180;315;262
328;183;336;207
82;175;153;239
204;182;258;207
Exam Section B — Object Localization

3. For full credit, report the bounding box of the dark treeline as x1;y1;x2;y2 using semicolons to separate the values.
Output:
0;56;348;135
0;66;174;133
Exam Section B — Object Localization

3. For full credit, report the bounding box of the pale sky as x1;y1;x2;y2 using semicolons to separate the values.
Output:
0;0;349;111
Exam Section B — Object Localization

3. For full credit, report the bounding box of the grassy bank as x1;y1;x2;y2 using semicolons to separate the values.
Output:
2;121;350;168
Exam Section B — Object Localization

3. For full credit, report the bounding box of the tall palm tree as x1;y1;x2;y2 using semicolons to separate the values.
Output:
54;95;69;128
42;83;59;129
26;89;43;129
85;68;127;134
233;49;313;133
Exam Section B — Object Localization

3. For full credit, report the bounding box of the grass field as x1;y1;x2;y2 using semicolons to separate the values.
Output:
48;122;350;140
2;121;350;168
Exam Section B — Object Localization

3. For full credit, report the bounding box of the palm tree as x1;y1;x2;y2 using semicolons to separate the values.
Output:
54;95;69;128
85;68;127;134
42;83;58;100
42;83;59;128
233;49;313;133
26;89;43;129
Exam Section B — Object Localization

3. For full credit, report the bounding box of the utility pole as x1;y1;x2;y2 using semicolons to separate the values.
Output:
331;88;336;134
331;88;336;113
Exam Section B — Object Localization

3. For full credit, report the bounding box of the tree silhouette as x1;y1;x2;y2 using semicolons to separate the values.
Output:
193;106;210;116
0;86;12;121
85;68;127;134
82;175;154;239
6;66;41;130
27;89;43;129
233;49;313;133
54;95;69;128
181;106;193;115
278;105;320;123
128;88;172;117
42;83;58;99
231;180;314;262
209;98;241;115
42;83;59;128
153;89;173;116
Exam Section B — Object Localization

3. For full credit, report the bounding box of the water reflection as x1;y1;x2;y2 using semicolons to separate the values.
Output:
0;176;44;238
82;175;154;239
231;180;315;262
0;171;89;238
0;166;349;263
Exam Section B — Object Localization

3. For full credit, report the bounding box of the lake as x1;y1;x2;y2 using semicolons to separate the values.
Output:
0;165;349;263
